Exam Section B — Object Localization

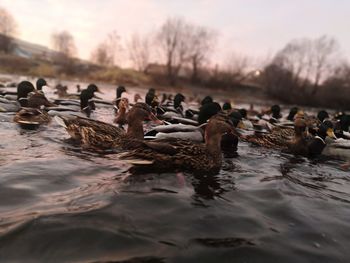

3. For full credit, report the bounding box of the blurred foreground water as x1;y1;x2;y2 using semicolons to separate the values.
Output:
0;75;350;262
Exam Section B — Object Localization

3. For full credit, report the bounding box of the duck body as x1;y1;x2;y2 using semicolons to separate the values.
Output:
322;138;350;160
120;113;237;175
145;123;204;142
57;102;162;151
245;125;294;149
14;107;51;128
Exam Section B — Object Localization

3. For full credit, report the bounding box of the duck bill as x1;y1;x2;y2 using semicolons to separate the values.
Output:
327;128;337;139
96;88;104;94
148;112;163;125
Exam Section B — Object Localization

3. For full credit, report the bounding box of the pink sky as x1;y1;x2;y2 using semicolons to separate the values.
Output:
2;0;350;67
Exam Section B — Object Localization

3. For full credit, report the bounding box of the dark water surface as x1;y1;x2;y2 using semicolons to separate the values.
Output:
1;77;350;262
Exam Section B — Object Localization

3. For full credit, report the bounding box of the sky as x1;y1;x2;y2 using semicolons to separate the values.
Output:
2;0;350;67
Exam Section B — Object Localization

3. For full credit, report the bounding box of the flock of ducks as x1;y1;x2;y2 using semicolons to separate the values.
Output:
1;78;350;174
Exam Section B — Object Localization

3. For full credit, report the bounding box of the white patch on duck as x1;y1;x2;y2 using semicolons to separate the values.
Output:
322;137;350;160
145;123;204;142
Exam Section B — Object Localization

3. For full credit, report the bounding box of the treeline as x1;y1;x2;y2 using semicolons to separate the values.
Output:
261;36;350;109
2;6;350;109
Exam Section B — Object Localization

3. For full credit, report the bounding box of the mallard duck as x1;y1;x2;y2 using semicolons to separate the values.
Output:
198;102;221;124
119;112;238;174
114;98;129;127
13;107;51;129
17;81;35;107
243;124;294;149
80;84;102;117
287;118;309;156
56;102;162;150
115;86;127;108
36;78;48;91
145;88;157;106
308;120;337;157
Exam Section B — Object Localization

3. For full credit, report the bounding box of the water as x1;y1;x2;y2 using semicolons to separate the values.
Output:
1;77;350;262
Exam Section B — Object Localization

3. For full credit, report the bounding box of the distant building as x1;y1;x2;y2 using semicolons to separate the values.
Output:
11;38;59;61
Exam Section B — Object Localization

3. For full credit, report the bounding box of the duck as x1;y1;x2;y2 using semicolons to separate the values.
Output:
80;84;102;117
145;88;157;106
16;79;55;108
243;122;294;149
56;102;163;151
134;93;142;103
115;86;127;108
198;102;222;124
13;107;51;129
17;81;35;107
36;78;48;91
307;120;337;157
114;98;129;127
119;112;239;175
286;118;309;156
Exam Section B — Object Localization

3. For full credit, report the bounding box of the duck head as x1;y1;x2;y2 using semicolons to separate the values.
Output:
116;86;126;98
134;93;142;103
36;78;47;91
198;102;222;124
127;103;163;139
222;102;232;111
87;84;102;94
294;118;307;138
201;96;213;106
174;93;185;109
271;104;282;119
317;110;329;123
287;107;299;121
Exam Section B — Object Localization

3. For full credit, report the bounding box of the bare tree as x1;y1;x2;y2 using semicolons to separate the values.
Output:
157;17;192;85
90;31;122;67
223;52;251;82
128;33;150;72
187;26;217;83
272;35;340;93
0;7;17;53
51;30;77;58
90;42;113;66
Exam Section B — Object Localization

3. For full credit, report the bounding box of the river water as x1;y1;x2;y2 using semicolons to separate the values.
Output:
0;76;350;262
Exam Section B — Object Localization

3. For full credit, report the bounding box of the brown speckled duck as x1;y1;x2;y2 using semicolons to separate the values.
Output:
119;112;238;175
14;107;51;128
56;102;162;151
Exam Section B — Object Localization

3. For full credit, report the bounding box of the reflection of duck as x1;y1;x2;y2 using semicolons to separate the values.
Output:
56;103;162;150
13;107;51;129
120;113;238;174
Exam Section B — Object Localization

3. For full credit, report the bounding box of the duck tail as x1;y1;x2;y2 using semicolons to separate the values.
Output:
54;115;68;128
